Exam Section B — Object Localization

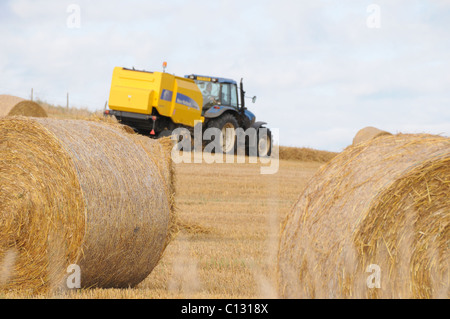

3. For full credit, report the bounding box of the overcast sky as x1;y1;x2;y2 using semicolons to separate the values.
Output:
1;0;449;151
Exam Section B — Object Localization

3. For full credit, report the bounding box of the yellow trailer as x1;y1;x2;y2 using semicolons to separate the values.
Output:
108;67;204;129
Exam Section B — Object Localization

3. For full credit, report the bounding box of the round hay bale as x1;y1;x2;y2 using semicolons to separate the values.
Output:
0;116;175;293
278;133;449;299
352;126;391;146
85;113;177;244
0;95;47;117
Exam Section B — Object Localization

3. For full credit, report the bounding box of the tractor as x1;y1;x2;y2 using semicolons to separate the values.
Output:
104;65;272;156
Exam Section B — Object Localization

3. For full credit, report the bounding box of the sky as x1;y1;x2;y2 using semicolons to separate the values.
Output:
0;0;449;152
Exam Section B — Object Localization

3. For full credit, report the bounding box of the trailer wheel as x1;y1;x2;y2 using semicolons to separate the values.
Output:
207;113;238;154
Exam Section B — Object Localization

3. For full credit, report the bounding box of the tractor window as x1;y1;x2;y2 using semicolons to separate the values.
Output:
196;81;221;108
221;84;231;106
230;84;238;108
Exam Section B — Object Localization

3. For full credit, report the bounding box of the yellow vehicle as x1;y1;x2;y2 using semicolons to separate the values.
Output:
105;65;272;156
107;67;204;129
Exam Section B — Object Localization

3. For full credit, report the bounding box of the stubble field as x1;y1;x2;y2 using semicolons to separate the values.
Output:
141;158;322;299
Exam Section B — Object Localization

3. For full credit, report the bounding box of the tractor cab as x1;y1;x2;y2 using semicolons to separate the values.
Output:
185;75;239;114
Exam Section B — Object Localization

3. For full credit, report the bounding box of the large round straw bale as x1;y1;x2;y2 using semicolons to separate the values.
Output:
352;126;391;146
0;95;47;117
0;116;175;293
278;133;449;299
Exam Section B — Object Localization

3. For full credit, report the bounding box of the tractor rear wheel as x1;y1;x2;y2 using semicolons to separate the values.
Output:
257;127;272;157
207;113;238;154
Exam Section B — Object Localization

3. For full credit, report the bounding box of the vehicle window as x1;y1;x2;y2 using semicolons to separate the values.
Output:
221;84;231;106
196;80;221;107
230;84;238;108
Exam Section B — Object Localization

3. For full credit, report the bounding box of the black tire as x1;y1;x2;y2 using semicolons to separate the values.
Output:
257;127;272;157
206;113;238;154
158;129;173;138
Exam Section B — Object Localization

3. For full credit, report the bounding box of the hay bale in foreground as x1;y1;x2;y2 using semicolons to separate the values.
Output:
278;133;449;299
352;126;392;146
0;117;175;293
0;95;47;117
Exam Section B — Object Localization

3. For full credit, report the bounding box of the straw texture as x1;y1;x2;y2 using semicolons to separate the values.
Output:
0;116;174;293
278;133;449;299
0;95;47;117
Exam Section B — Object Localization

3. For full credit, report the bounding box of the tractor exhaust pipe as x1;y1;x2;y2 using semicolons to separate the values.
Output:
240;78;246;113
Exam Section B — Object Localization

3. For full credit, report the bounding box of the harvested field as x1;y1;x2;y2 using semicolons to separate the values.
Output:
0;95;47;118
38;100;93;120
1;105;447;299
278;133;449;299
0;117;175;293
279;146;337;163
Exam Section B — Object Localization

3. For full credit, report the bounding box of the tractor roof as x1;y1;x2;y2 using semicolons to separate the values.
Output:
184;74;237;85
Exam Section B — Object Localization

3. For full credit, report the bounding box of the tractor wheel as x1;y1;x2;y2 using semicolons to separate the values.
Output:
207;113;238;154
158;129;173;138
257;127;272;157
